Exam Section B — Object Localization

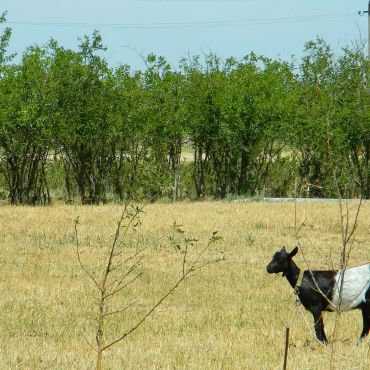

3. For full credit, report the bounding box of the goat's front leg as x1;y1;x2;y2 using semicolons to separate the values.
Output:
311;308;327;344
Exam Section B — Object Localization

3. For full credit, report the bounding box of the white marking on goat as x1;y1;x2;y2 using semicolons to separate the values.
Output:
330;265;370;311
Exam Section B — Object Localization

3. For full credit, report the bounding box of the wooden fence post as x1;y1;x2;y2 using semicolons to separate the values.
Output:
283;326;290;370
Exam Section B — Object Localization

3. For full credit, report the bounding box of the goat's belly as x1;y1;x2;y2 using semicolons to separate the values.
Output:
329;265;370;312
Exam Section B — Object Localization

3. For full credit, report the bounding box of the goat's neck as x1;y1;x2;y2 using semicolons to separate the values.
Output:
285;260;301;289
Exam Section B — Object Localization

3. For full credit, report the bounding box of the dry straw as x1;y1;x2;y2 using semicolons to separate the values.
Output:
0;201;369;369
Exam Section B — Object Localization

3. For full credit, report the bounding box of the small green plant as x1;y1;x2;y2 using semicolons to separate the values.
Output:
74;202;223;370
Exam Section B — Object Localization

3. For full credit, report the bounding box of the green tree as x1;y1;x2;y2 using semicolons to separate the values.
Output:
287;38;336;197
48;32;117;203
0;45;52;204
333;45;370;198
0;11;13;68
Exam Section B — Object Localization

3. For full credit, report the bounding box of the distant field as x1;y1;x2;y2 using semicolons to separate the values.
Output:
1;201;369;369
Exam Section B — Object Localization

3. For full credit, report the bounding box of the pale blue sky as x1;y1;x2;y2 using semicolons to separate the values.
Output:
1;0;368;69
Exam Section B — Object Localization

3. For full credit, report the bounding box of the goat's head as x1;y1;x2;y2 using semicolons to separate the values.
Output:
266;246;298;275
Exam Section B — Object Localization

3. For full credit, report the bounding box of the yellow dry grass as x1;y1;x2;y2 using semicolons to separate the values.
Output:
0;201;369;370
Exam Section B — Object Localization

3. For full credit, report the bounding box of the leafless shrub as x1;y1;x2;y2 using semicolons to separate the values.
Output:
293;111;364;368
74;202;223;370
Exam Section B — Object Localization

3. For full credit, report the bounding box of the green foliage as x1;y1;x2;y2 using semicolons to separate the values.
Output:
0;11;14;67
0;30;368;204
0;45;52;204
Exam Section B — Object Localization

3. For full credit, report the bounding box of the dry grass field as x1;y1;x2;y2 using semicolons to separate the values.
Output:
0;201;369;370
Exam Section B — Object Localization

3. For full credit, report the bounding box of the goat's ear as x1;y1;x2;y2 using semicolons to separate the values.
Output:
289;246;298;258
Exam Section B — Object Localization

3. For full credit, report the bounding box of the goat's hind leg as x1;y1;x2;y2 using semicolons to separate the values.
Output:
357;302;370;346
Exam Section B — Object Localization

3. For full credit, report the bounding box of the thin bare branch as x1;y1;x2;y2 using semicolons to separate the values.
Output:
101;272;189;352
104;272;143;300
82;332;98;353
182;244;188;277
294;204;338;309
106;261;142;289
193;239;215;264
101;231;222;352
344;198;362;246
74;217;102;292
295;238;338;309
192;257;223;272
109;246;148;273
102;301;138;318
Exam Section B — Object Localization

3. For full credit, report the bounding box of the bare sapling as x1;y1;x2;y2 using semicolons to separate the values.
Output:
74;203;223;370
329;197;362;369
325;110;364;368
294;191;363;369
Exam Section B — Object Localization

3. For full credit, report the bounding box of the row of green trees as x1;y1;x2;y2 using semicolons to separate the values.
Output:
0;17;369;204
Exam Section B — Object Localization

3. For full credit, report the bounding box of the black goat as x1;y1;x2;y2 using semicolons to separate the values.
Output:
266;246;370;344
